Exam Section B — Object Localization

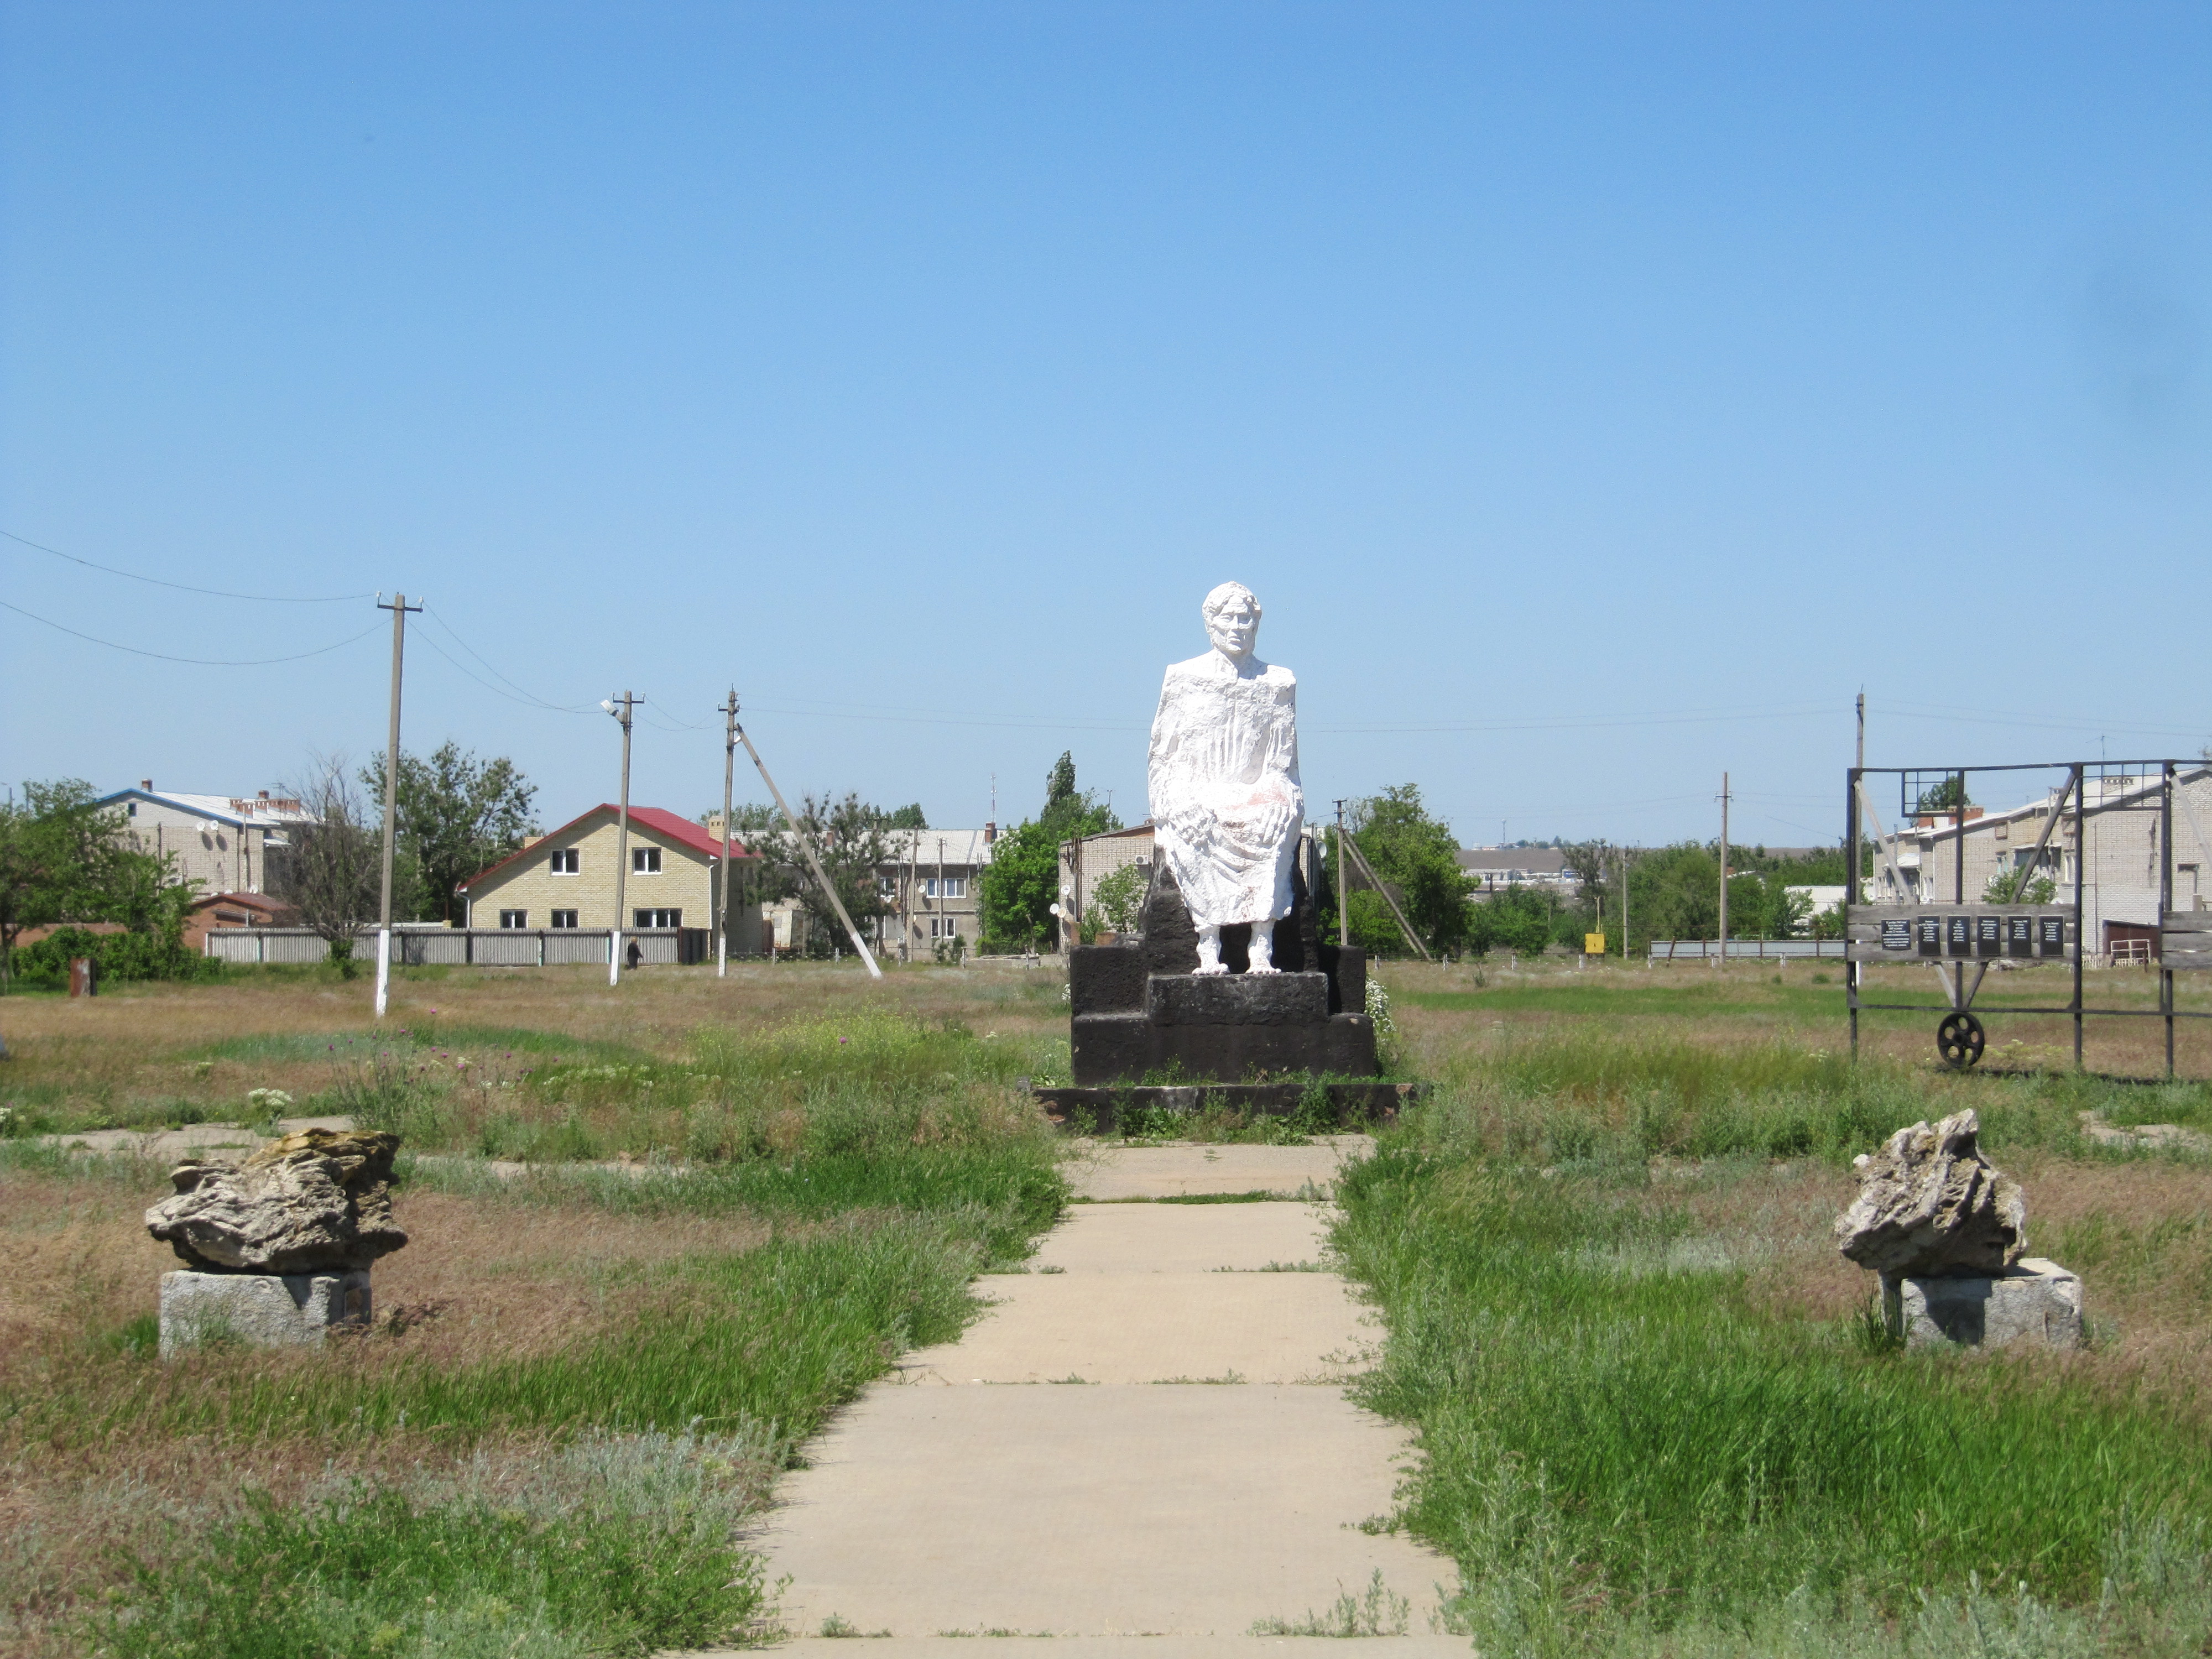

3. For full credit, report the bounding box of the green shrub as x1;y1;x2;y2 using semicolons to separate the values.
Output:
7;927;223;988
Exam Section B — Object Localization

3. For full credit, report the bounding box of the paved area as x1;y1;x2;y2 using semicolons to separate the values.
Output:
1067;1135;1375;1201
712;1139;1460;1652
30;1115;354;1162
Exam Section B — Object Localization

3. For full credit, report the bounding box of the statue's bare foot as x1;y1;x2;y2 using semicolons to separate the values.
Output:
1246;921;1282;974
1193;962;1229;976
1194;926;1227;975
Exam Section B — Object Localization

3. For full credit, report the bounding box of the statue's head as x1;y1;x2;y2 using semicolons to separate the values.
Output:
1202;582;1261;660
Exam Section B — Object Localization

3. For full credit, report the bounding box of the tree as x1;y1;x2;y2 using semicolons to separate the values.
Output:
1091;862;1148;935
0;780;193;986
1914;775;1971;817
1326;784;1474;957
978;752;1119;951
362;743;538;924
1985;867;2059;905
748;791;893;958
883;803;927;830
271;756;380;973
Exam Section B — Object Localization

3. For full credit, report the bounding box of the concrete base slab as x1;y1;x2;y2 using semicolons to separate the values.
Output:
1031;1204;1335;1274
747;1640;1475;1657
757;1386;1452;1640
1070;1137;1374;1201
1887;1257;2083;1349
159;1268;371;1357
898;1274;1374;1385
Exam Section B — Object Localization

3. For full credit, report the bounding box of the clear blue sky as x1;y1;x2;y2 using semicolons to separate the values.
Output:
4;3;2207;850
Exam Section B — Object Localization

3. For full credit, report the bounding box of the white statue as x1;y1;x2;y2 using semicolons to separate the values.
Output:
1147;581;1304;975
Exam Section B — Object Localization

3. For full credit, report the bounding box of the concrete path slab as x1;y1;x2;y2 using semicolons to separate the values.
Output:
754;1387;1451;1640
1029;1203;1335;1274
895;1274;1375;1385
30;1115;355;1163
698;1140;1456;1652
761;1643;1471;1658
1069;1136;1375;1201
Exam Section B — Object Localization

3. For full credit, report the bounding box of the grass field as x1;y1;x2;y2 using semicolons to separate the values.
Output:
6;951;2212;1656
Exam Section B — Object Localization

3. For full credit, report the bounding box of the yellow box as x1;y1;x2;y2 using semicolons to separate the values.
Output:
1584;932;1607;955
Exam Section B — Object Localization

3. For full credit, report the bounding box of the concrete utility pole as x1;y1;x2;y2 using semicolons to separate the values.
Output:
733;717;883;978
718;689;738;977
1717;771;1731;967
603;692;639;987
1335;799;1351;948
374;592;421;1020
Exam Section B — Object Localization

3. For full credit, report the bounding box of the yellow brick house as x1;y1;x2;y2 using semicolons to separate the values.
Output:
456;804;760;943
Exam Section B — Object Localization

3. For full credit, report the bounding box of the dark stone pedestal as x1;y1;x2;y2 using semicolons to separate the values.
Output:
1065;860;1378;1088
1032;1080;1420;1136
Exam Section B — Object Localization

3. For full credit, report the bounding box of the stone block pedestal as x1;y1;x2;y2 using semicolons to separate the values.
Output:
1882;1258;2081;1350
159;1268;373;1358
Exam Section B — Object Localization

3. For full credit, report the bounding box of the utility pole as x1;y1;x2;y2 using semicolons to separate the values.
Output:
1852;690;1865;1003
1717;771;1731;968
1335;799;1350;947
602;692;639;987
718;689;738;977
373;592;421;1020
1621;847;1630;962
732;716;883;977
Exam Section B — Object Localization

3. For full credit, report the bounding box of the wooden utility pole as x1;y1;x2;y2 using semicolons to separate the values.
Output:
604;692;638;987
718;689;738;977
1717;771;1731;967
373;592;421;1020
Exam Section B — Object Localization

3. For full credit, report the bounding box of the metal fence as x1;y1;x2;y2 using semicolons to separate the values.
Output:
203;927;712;967
1647;938;1848;961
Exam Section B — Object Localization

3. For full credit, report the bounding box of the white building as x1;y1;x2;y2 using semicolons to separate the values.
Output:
97;782;319;897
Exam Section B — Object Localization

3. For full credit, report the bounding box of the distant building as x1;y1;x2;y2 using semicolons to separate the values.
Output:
182;892;299;951
456;805;759;941
97;783;318;897
1058;824;1157;945
1458;847;1578;895
873;827;1000;957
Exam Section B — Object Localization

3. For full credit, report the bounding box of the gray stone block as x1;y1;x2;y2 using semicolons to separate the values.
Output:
1069;946;1147;1015
1146;973;1329;1026
1884;1258;2081;1350
159;1268;373;1358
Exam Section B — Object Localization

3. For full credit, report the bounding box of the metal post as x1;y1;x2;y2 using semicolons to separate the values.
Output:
373;592;420;1020
2072;763;2085;1070
718;690;738;976
2164;760;2176;1079
604;692;637;987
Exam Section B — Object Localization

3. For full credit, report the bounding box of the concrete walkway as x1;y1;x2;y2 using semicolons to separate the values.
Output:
714;1138;1464;1655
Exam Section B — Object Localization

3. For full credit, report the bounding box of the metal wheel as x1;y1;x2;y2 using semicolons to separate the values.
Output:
1937;1011;1986;1070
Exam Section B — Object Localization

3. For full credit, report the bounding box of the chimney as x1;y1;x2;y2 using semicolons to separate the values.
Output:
984;821;997;844
258;790;270;800
141;779;153;791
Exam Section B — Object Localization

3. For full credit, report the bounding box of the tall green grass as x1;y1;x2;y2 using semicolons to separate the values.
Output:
1335;1107;2212;1656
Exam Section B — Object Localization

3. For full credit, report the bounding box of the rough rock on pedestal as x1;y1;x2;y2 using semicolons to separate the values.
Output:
1886;1259;2081;1350
146;1128;406;1275
1834;1109;2025;1279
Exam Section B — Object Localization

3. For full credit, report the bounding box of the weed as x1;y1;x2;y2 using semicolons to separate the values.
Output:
1251;1569;1411;1637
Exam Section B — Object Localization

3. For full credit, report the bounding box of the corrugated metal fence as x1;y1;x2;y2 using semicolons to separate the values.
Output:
204;927;711;966
1647;938;1848;961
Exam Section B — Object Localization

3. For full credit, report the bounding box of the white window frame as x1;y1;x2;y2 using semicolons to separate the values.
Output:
941;875;967;899
549;848;579;875
634;907;681;928
499;909;528;929
633;847;662;874
550;909;579;929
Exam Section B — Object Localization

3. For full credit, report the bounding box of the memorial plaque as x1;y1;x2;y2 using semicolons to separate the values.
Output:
1880;918;1913;953
1946;914;1974;957
1976;914;2004;958
1917;916;1944;958
2037;915;2068;958
2006;915;2036;958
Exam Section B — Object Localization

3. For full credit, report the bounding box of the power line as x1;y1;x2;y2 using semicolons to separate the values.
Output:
419;607;596;713
0;596;382;666
2;528;376;603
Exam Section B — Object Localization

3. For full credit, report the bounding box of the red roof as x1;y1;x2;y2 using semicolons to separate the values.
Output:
455;805;755;894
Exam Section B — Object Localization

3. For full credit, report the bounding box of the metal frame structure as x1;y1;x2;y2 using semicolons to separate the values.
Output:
1845;758;2210;1077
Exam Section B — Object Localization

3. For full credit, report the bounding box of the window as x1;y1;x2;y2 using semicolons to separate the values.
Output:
550;910;578;929
634;908;681;927
499;910;528;928
127;802;138;817
633;847;661;874
931;917;961;938
549;848;579;875
878;874;899;898
923;875;965;899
